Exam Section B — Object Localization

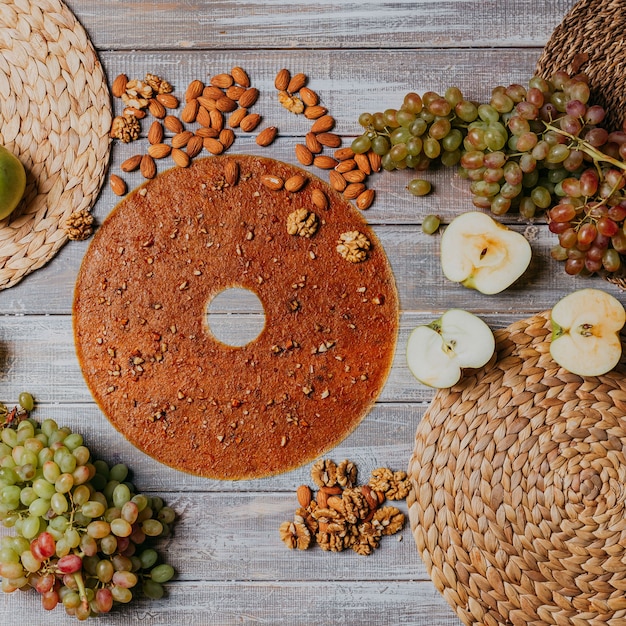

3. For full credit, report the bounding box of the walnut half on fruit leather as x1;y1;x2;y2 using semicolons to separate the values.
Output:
73;155;398;480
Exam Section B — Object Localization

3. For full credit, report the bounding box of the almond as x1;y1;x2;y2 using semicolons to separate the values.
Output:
329;170;347;192
164;115;184;134
148;98;166;119
109;174;127;196
224;160;239;186
147;143;172;159
231;66;250;88
256;126;277;147
203;85;225;100
343;182;366;199
196;106;212;127
156;93;179;109
140;154;157;179
147;121;164;145
287;72;307;93
296;485;312;508
240;113;261;132
361;485;379;511
316;489;329;508
216;96;237;113
120;154;142;172
320;486;342;495
284;173;307;193
185;79;204;102
226;85;246;101
123;106;146;119
261;174;284;191
316;132;341;148
343;169;367;183
294;144;314;166
313;155;338;170
203;137;224;155
334;146;356;161
335;159;357;174
310;115;335;134
197;96;217;111
195;126;219;139
327;495;344;512
356;188;375;210
111;73;128;98
211;73;233;89
172;130;194;148
299;87;318;107
311;188;329;211
368;150;382;172
209;109;224;131
186;135;204;158
171;147;190;168
228;107;248;128
219;128;235;150
274;68;290;91
238;87;259;108
355;152;372;175
304;105;327;120
180;99;199;124
305;132;322;154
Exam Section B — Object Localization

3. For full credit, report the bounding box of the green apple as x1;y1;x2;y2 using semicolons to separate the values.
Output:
440;211;532;294
406;309;495;388
550;288;625;377
0;145;26;220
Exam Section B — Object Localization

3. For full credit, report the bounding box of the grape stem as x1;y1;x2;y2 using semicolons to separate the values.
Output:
73;570;89;610
543;121;626;172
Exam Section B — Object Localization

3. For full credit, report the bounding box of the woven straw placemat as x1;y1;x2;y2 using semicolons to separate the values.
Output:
408;311;626;626
536;0;626;132
0;0;111;289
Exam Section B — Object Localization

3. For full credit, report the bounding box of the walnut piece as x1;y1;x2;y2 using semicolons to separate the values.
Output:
336;459;358;488
386;470;412;501
121;79;153;109
340;487;370;524
310;458;338;487
287;208;318;238
145;73;173;95
278;90;305;114
336;231;371;263
372;506;405;536
110;114;141;143
368;467;393;493
65;209;94;241
279;517;311;550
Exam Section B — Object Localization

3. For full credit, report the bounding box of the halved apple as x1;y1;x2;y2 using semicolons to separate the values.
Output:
440;211;532;294
550;288;625;376
0;145;26;221
406;309;495;388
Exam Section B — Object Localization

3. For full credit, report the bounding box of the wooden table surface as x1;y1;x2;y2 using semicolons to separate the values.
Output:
0;0;603;624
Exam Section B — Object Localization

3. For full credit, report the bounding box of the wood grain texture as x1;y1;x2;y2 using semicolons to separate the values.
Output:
0;0;612;624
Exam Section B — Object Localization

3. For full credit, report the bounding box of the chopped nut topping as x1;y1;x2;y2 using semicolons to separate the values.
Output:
278;90;305;114
65;209;94;241
287;208;318;238
110;114;141;143
336;231;371;263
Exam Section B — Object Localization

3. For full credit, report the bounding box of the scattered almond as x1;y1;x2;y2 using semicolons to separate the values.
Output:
203;137;225;155
316;490;329;508
313;155;338;170
327;495;344;513
140;154;157;179
185;79;204;102
240;112;262;132
109;174;127;196
299;87;319;107
261;174;284;191
231;66;250;88
335;159;357;174
287;72;307;93
147;121;164;145
316;132;341;148
204;85;225;100
186;135;204;158
274;68;291;91
224;160;239;186
305;132;322;154
284;173;307;193
311;115;335;134
356;188;375;210
120;154;142;172
296;485;312;508
172;130;194;149
156;93;179;109
304;105;327;120
211;73;234;89
354;152;372;175
228;107;248;128
256;126;278;147
147;143;172;159
219;128;235;150
148;98;166;119
198;96;217;111
209;109;224;131
295;144;314;166
164;115;184;134
111;73;128;98
196;126;219;139
239;87;259;108
180;99;200;123
343;169;367;183
343;182;366;200
368;151;382;172
171;147;190;168
311;188;329;210
226;85;246;101
335;147;356;161
329;170;347;192
196;106;212;127
216;96;237;113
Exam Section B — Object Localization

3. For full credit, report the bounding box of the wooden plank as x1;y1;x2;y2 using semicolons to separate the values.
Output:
0;580;462;625
65;0;575;51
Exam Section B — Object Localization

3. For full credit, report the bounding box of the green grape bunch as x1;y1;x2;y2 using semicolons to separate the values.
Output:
0;394;176;620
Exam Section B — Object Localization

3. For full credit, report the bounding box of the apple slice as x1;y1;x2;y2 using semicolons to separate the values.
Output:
550;288;625;376
406;309;495;388
440;211;532;294
0;145;26;221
